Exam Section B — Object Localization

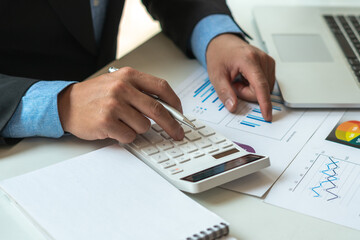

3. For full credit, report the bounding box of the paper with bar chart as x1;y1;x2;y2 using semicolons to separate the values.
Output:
265;110;360;231
177;71;230;124
176;68;330;197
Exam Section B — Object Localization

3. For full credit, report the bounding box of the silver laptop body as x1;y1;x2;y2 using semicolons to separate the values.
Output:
253;6;360;108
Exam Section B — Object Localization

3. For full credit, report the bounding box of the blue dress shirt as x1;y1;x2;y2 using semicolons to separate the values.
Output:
1;2;243;138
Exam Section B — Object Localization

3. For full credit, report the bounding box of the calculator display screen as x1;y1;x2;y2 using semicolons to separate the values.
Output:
181;154;263;182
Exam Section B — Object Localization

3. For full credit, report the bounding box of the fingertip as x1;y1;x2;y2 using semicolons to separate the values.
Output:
176;126;185;140
264;109;273;122
225;98;237;112
266;113;273;122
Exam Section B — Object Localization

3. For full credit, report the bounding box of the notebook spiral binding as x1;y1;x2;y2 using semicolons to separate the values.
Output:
186;222;229;240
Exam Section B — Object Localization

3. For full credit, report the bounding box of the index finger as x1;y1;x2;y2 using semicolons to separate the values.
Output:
124;70;183;113
242;64;273;122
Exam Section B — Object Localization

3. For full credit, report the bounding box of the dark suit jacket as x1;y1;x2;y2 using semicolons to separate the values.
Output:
0;0;235;145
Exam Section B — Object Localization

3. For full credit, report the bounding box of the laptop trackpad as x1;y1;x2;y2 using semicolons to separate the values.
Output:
272;34;333;62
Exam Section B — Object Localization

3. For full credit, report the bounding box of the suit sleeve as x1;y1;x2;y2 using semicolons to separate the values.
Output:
0;74;38;145
141;0;233;57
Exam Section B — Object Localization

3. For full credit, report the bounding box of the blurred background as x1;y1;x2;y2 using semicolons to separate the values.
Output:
116;0;160;58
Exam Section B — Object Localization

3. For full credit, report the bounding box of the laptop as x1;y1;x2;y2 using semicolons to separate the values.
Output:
253;6;360;108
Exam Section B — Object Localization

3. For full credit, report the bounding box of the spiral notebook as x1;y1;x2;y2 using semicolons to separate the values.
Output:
0;145;231;240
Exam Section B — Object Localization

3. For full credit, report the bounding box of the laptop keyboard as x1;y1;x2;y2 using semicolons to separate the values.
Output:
324;15;360;82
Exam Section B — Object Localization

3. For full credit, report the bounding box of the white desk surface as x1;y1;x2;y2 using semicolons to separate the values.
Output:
1;0;360;239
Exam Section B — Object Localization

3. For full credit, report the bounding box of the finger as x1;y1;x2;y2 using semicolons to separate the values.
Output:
232;82;256;102
262;55;276;93
208;70;238;112
136;75;182;113
121;87;184;140
242;64;273;121
269;59;276;93
113;68;183;113
115;102;151;134
105;119;137;144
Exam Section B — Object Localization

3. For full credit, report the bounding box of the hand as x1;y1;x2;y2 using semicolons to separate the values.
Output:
58;67;185;143
206;34;276;121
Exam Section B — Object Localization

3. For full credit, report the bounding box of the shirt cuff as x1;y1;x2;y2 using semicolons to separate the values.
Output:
190;14;246;68
1;81;76;138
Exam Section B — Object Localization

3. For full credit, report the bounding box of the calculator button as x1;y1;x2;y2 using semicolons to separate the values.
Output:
152;124;163;132
206;146;219;153
160;160;176;169
180;143;198;153
195;139;212;149
161;132;172;139
199;127;215;137
141;146;159;156
193;120;205;130
156;141;174;151
181;125;192;133
189;151;205;159
132;135;150;148
185;132;202;141
166;148;184;158
142;129;163;144
168;167;183;175
209;135;226;144
219;141;233;149
172;139;187;146
175;155;191;164
151;153;169;163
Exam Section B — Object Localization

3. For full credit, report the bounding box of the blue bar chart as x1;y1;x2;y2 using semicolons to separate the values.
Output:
226;100;304;140
239;106;281;128
177;72;230;124
193;78;225;111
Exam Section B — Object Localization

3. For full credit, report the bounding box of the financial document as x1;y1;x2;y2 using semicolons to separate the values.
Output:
265;110;360;231
176;68;329;197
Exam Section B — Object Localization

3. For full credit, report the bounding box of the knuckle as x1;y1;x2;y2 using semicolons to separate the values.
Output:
218;88;228;97
264;53;274;63
118;66;137;78
104;97;118;110
112;79;130;95
270;57;276;68
151;101;165;118
157;78;170;91
245;49;258;60
98;115;112;130
256;80;270;89
269;55;275;63
260;51;268;59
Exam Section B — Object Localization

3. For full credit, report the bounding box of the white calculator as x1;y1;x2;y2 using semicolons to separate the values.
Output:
124;117;270;193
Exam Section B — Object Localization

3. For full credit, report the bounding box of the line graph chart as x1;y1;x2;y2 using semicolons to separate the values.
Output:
290;152;360;206
310;156;339;201
265;111;360;231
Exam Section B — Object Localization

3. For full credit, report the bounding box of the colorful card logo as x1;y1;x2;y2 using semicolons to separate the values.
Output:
326;112;360;149
335;121;360;144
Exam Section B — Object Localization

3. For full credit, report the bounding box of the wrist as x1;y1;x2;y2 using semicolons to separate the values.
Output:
207;33;246;54
58;83;75;133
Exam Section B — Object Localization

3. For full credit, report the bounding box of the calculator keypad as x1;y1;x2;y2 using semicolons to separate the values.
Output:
128;118;240;175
